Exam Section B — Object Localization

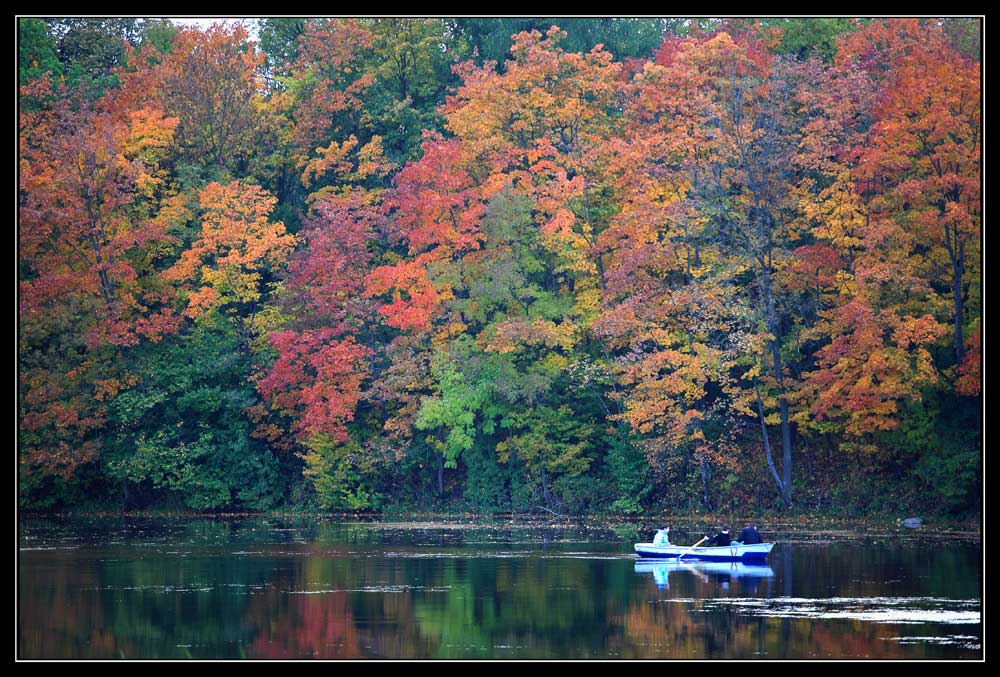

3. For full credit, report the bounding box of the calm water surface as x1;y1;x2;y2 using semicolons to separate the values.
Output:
18;516;981;660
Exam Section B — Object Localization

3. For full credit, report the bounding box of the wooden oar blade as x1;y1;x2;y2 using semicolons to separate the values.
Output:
678;536;708;559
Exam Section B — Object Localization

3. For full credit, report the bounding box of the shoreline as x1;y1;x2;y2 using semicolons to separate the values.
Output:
18;510;982;537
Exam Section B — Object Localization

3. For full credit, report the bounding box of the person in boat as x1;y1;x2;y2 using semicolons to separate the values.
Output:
737;522;763;545
709;524;732;547
653;527;671;547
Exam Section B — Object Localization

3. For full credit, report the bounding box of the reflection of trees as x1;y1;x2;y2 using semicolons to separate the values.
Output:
93;528;278;657
19;553;129;659
781;546;791;657
19;519;982;659
245;588;364;658
806;621;923;659
21;519;274;658
622;597;950;659
244;547;435;658
781;540;978;601
621;569;768;659
408;555;654;658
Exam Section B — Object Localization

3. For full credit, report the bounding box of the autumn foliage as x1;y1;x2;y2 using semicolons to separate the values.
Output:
19;18;981;515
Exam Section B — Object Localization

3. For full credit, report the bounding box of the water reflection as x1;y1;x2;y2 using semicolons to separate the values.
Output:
634;558;775;591
18;517;981;660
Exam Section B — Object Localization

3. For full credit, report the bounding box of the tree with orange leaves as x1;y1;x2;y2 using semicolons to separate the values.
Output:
164;181;296;335
19;76;182;492
787;20;979;459
600;30;809;506
838;19;981;396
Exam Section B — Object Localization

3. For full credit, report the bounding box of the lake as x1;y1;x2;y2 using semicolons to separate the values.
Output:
18;516;982;660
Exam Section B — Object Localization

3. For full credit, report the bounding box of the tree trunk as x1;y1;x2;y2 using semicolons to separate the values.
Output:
943;209;966;365
778;381;793;503
804;436;813;481
754;380;789;506
762;268;793;505
541;466;552;506
952;239;965;364
437;453;444;497
700;460;712;510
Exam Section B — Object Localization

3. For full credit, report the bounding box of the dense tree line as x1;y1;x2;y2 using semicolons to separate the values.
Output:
18;17;981;516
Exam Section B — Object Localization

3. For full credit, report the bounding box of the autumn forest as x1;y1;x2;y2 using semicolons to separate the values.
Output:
18;18;982;517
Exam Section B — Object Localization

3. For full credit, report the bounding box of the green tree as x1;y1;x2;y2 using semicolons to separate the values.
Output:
106;315;283;510
44;18;147;96
258;17;306;76
298;435;379;510
361;18;467;164
19;18;63;84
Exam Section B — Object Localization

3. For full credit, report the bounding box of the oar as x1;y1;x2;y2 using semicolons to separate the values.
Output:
677;558;709;583
677;536;708;560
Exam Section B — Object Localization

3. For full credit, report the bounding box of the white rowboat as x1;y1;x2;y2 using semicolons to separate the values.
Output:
633;541;774;560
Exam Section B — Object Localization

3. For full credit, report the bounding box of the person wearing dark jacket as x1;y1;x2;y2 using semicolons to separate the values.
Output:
738;523;763;545
710;525;732;547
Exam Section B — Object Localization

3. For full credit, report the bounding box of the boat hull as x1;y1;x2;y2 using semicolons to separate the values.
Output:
633;542;773;561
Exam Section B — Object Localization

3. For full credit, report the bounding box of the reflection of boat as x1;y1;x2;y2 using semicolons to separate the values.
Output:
634;558;775;578
634;558;775;589
633;541;773;560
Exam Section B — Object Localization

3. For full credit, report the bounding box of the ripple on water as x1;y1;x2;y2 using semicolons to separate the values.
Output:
687;596;980;625
885;635;980;650
285;585;452;594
